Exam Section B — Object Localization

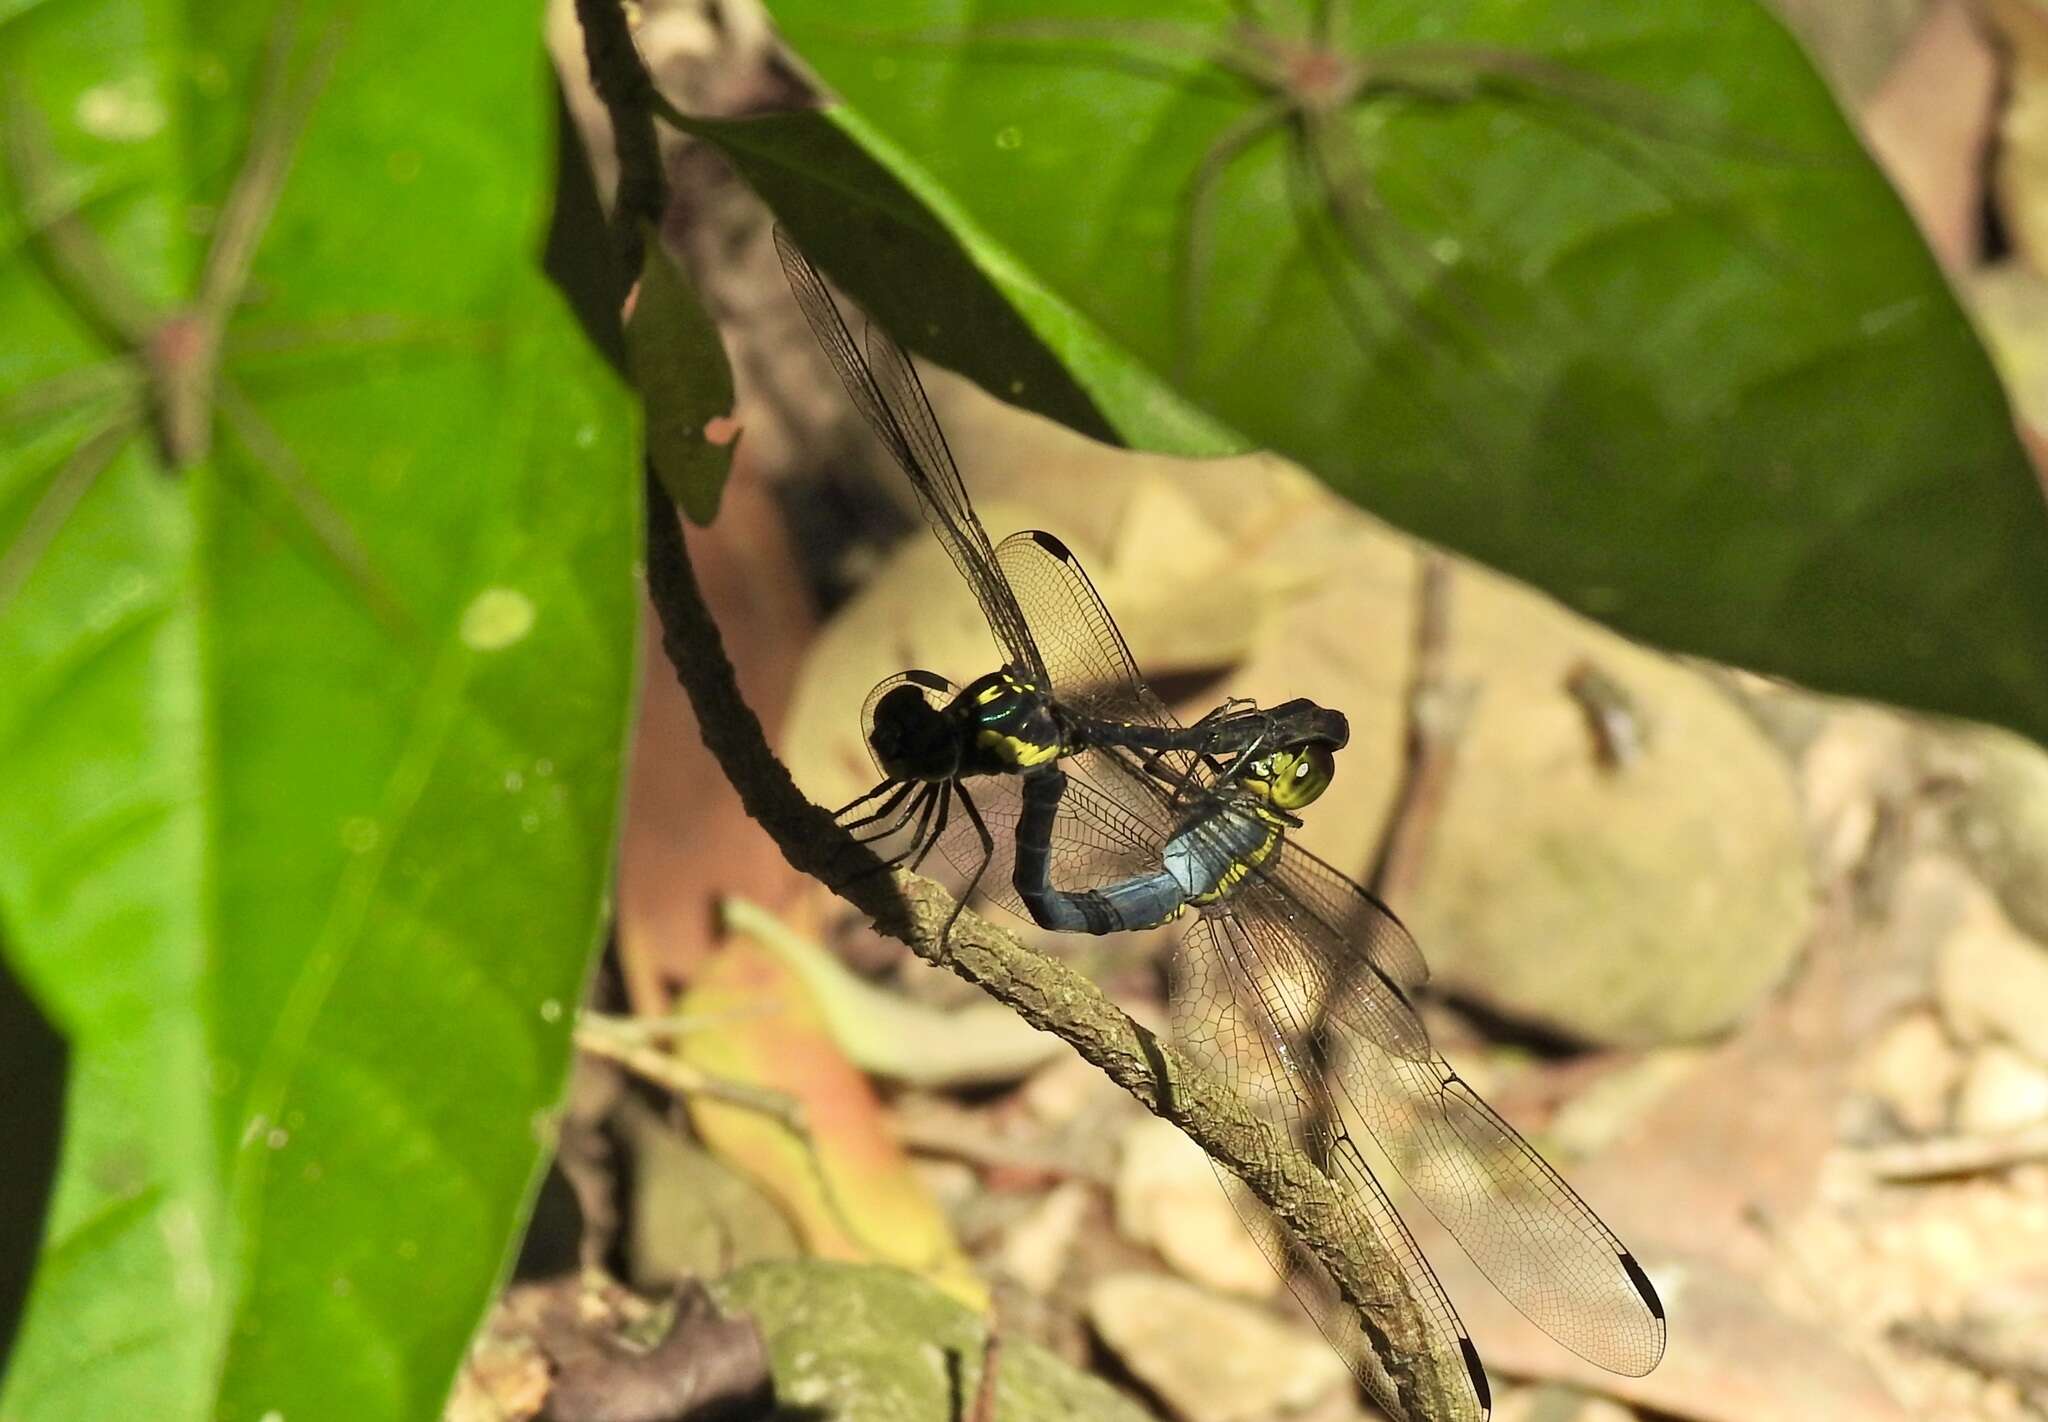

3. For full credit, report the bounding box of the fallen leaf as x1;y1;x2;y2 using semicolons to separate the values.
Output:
675;931;986;1309
1087;1272;1348;1422
618;463;815;1007
1861;0;1998;272
723;897;1065;1089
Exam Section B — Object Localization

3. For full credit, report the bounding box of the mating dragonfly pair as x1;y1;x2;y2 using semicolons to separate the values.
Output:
777;230;1664;1422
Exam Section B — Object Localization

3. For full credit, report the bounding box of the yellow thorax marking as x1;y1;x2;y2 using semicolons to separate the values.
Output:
975;727;1060;767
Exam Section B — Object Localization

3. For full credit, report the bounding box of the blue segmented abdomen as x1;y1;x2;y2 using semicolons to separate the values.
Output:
1013;769;1278;935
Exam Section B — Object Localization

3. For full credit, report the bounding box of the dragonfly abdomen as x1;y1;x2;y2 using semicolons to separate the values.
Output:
1172;807;1281;907
1013;771;1283;934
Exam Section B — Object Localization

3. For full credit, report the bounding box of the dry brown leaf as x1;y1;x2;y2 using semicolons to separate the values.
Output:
675;929;987;1310
619;461;817;1009
1862;0;1998;273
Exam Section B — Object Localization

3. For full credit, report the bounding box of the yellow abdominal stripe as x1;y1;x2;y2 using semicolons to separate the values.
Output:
1191;822;1281;905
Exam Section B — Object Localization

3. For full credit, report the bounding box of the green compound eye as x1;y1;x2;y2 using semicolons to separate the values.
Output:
1269;742;1335;810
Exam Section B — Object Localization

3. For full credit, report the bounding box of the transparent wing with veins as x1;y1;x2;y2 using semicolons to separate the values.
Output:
774;229;1045;684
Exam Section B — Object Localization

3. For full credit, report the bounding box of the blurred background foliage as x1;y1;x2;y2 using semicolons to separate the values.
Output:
6;0;2048;1420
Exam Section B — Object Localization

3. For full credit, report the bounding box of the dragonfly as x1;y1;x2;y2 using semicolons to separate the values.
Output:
773;230;1663;1416
932;528;1666;1419
774;228;1349;921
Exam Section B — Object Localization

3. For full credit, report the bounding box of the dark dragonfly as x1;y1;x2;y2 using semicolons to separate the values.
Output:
928;529;1666;1421
774;229;1662;1416
775;229;1347;916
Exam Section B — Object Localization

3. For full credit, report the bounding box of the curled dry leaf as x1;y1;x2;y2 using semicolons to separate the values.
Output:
674;929;987;1310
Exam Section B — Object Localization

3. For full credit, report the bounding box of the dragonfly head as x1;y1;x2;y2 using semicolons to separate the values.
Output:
1260;699;1350;752
1241;740;1337;813
865;672;962;782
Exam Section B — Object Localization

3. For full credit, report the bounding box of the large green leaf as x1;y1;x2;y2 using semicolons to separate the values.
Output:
0;3;638;1419
754;0;2048;743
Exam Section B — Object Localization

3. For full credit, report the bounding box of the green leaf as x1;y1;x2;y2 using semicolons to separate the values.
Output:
627;230;738;524
0;4;637;1420
756;0;2048;743
674;107;1244;455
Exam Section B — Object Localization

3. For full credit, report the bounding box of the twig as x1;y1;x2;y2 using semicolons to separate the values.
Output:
541;1280;772;1422
892;1107;1113;1186
571;0;666;275
574;1014;806;1131
968;1329;1004;1422
573;11;1478;1418
1853;1122;2048;1182
1368;552;1475;902
1890;1313;2048;1389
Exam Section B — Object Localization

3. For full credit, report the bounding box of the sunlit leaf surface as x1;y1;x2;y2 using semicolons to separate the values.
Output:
0;4;638;1418
755;0;2048;743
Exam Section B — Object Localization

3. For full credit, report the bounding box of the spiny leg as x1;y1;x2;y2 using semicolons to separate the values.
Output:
1;92;158;349
216;382;408;635
1447;59;1807;285
883;782;946;868
891;18;1257;101
907;781;953;873
1298;108;1467;364
835;776;915;828
0;415;141;612
1282;117;1492;467
170;5;342;465
941;783;996;946
1281;123;1387;364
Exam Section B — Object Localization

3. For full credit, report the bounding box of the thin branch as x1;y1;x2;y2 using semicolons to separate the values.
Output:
574;10;1471;1416
967;1329;1004;1422
1368;552;1473;902
1853;1122;2048;1183
574;1013;806;1130
572;0;667;274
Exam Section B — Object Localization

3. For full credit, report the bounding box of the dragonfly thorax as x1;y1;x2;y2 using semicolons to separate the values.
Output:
958;667;1066;775
866;668;1067;784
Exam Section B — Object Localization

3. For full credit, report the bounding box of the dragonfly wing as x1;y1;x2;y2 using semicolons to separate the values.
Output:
994;528;1221;787
1263;835;1432;993
993;528;1170;722
1170;912;1490;1422
1235;894;1669;1374
1217;855;1433;1063
774;229;1045;681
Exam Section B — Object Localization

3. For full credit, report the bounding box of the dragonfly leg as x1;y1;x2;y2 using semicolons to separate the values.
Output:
907;780;953;872
836;777;915;829
938;782;996;946
878;784;944;868
848;787;928;847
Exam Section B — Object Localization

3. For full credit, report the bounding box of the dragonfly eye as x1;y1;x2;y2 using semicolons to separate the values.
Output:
1269;742;1335;810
